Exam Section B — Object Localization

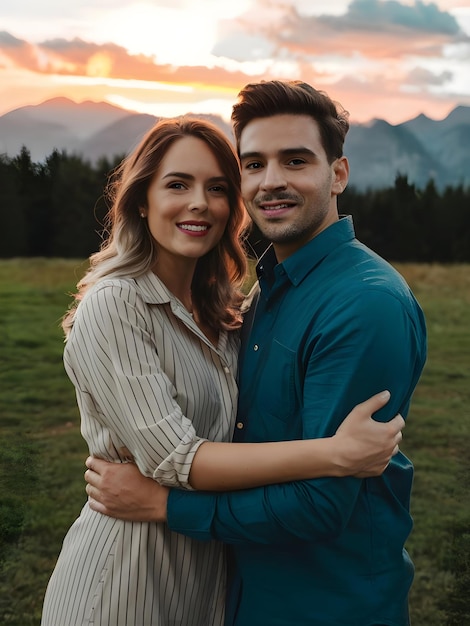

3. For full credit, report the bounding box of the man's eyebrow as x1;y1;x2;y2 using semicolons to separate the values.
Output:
280;147;317;158
239;151;263;161
239;147;317;160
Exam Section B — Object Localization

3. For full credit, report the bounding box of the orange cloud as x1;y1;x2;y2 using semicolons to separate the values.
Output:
294;27;453;59
0;32;260;90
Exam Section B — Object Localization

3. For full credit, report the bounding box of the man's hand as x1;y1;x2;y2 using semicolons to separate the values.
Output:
84;457;169;522
334;390;405;478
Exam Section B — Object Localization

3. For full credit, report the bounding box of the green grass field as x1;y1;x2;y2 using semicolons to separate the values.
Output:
0;258;469;625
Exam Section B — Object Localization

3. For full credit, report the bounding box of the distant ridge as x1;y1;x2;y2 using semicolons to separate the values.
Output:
0;98;468;190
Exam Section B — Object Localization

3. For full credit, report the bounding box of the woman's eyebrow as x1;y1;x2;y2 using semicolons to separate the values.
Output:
162;172;228;184
162;171;194;180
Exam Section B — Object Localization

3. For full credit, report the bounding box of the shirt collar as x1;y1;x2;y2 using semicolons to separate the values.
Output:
133;270;229;354
132;270;173;305
257;215;356;287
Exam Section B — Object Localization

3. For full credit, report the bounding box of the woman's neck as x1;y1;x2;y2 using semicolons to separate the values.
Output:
151;257;196;313
150;255;219;346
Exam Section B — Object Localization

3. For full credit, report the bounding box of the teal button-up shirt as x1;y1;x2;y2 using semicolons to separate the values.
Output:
168;216;427;626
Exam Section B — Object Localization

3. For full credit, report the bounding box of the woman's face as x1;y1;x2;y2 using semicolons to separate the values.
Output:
143;135;231;271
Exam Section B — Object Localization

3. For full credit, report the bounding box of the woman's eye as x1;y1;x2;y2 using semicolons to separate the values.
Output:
168;182;186;190
209;185;228;194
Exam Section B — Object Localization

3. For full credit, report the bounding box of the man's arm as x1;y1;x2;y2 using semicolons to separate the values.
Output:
85;388;404;521
165;290;425;545
85;459;168;522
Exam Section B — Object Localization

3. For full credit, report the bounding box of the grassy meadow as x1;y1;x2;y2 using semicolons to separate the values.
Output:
0;258;469;625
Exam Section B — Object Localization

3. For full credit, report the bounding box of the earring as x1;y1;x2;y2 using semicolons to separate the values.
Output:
140;211;146;218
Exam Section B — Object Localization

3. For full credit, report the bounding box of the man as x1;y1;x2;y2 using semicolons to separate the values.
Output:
86;80;426;625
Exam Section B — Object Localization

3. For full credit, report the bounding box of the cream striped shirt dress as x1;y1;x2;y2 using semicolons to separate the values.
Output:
41;271;239;626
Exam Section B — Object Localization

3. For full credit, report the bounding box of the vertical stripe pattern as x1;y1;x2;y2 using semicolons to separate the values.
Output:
41;271;239;626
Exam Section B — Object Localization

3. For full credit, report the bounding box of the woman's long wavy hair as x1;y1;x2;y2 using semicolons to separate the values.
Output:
62;117;248;336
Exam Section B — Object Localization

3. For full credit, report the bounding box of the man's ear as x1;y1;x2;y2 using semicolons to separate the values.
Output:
331;156;349;196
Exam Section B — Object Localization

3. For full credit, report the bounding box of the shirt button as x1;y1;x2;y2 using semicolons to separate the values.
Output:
253;344;259;351
236;422;244;430
223;366;230;374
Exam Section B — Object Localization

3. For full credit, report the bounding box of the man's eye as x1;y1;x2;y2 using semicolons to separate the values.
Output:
245;162;262;170
288;158;305;166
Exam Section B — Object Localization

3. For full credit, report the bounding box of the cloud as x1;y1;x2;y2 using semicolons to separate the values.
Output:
405;65;453;86
325;0;462;34
0;32;153;79
0;31;49;72
0;0;131;19
215;0;468;63
0;30;263;91
0;31;23;47
212;33;275;62
208;0;470;115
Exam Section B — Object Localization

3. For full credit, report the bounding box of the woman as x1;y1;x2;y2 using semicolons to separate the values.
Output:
42;117;401;626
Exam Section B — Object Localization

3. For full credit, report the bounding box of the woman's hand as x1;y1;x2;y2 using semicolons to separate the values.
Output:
334;391;404;477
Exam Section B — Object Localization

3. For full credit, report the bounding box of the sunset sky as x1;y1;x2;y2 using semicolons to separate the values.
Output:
0;0;469;124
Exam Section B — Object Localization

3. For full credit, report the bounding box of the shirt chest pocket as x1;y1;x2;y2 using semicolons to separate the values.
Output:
254;339;298;428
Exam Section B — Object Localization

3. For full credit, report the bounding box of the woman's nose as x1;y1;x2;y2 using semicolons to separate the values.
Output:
188;190;208;212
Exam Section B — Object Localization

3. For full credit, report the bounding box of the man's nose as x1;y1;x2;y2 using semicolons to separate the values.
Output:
260;162;287;191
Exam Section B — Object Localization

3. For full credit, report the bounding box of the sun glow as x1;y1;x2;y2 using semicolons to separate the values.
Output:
87;3;218;66
86;52;113;77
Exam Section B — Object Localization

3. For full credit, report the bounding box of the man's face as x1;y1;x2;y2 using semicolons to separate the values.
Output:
239;114;349;261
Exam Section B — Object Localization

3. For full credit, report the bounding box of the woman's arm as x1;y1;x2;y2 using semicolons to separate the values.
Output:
188;390;403;490
84;390;402;520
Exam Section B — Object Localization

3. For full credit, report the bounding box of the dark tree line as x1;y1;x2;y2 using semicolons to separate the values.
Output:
1;147;469;262
340;177;470;264
0;148;123;259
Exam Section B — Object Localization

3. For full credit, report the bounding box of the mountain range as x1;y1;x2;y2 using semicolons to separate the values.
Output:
0;97;468;191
